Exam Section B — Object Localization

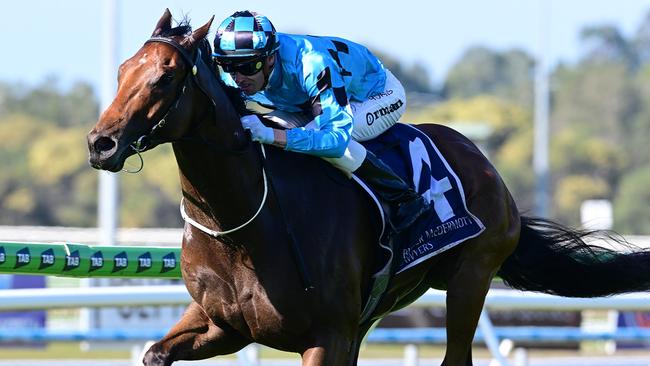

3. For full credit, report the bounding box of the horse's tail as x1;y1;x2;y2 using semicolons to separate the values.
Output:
497;216;650;297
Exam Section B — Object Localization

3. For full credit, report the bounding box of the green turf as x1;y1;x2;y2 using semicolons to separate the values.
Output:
0;342;130;359
0;342;456;360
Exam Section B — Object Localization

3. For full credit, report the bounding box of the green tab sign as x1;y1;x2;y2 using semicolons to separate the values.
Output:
0;242;182;279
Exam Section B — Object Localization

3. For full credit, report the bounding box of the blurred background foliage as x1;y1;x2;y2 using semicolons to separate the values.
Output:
1;14;650;234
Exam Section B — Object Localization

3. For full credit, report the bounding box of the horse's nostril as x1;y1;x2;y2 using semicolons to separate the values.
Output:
94;136;116;153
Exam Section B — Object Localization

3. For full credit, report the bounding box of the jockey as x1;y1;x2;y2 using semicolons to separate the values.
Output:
212;10;430;232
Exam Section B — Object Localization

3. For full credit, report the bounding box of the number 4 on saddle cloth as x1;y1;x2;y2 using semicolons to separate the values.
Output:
356;123;485;323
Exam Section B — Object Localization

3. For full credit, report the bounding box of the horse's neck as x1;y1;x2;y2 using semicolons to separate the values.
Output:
176;146;262;235
173;106;263;236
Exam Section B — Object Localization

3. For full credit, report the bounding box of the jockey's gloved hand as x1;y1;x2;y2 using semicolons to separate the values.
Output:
241;115;274;144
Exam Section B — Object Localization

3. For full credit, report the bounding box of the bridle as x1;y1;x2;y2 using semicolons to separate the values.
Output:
131;35;269;237
122;37;200;173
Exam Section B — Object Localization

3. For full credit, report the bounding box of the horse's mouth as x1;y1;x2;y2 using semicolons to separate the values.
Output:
88;139;137;173
89;151;128;172
89;157;124;172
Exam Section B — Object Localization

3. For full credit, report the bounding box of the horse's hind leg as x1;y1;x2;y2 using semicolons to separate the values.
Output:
143;301;250;366
441;217;519;366
441;255;496;366
440;224;521;366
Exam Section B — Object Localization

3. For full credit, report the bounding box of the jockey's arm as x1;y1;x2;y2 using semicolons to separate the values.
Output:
282;59;353;158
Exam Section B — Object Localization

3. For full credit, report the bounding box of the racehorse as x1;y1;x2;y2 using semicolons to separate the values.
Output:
87;10;650;366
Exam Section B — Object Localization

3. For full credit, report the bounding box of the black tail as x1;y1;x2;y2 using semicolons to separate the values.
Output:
497;216;650;297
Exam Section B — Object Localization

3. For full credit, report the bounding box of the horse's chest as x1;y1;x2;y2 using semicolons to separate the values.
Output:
230;284;313;344
194;274;294;330
184;257;310;346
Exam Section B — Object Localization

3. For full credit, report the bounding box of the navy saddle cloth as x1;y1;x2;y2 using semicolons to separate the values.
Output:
360;123;485;274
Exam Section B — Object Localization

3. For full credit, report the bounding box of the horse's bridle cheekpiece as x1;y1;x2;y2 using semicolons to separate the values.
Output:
127;37;200;163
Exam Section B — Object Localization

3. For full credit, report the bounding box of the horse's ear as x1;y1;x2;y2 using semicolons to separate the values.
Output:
152;8;173;37
183;16;214;49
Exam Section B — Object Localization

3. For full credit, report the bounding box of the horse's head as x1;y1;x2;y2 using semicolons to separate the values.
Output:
87;9;214;172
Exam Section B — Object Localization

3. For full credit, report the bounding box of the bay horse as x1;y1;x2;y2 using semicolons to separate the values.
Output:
87;10;650;366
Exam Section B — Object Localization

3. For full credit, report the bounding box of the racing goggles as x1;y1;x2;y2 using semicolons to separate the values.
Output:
217;57;266;76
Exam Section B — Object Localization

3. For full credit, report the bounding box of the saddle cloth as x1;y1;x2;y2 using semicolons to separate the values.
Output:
360;123;485;273
355;123;485;323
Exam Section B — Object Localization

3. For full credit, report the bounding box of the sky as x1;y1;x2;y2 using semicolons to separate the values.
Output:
2;0;650;92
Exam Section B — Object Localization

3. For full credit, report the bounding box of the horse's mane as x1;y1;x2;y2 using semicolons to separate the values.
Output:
210;56;247;116
160;18;193;38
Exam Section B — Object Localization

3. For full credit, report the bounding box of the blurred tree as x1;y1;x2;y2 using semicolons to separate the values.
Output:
551;62;637;145
27;127;88;184
0;114;51;224
549;66;631;221
632;11;650;65
120;145;181;227
442;46;534;107
4;77;98;127
494;128;535;211
0;79;191;228
57;170;97;227
140;144;182;202
371;49;436;94
404;95;530;149
548;23;644;224
550;129;627;184
613;165;650;234
580;25;638;69
0;82;8;116
61;82;100;127
120;174;161;227
627;64;650;169
403;95;535;210
554;175;610;225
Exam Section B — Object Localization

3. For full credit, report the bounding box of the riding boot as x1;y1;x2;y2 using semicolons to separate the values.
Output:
354;151;430;232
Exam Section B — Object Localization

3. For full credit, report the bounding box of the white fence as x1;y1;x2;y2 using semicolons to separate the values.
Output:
3;286;650;312
2;286;650;366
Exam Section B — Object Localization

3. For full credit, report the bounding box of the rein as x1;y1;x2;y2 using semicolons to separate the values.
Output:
140;36;267;237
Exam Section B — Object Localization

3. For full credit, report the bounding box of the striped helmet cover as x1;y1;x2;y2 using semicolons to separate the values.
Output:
213;10;279;58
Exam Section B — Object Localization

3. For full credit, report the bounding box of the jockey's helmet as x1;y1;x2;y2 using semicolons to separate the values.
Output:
212;11;279;62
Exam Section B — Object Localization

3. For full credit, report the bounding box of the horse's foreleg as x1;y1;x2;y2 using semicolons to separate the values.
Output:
142;301;249;366
441;259;496;366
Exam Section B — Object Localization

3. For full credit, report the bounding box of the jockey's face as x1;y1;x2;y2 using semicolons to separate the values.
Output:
230;54;275;95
